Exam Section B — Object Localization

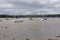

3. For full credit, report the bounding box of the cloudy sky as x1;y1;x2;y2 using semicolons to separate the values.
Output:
0;0;60;15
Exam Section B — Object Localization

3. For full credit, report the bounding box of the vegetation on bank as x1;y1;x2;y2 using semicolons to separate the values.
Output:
0;14;60;18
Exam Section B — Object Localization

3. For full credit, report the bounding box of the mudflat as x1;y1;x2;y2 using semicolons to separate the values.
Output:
0;18;60;40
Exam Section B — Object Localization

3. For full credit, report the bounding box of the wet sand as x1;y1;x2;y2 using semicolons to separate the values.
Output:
0;18;60;40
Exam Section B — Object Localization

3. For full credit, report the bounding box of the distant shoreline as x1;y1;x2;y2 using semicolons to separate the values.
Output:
0;14;60;18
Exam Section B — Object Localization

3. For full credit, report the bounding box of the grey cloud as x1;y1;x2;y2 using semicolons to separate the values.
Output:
0;0;60;15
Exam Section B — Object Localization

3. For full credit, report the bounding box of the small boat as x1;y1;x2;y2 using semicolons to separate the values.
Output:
55;34;60;37
41;18;47;21
48;37;56;40
5;18;9;20
12;19;23;23
29;17;33;20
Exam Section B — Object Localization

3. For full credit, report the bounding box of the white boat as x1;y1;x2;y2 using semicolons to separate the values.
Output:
40;18;47;21
55;34;60;37
12;19;23;23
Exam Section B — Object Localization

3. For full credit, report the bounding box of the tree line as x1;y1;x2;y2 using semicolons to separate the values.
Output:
0;14;60;18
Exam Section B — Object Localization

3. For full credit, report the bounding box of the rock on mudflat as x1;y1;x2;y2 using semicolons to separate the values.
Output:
4;25;7;28
26;39;30;40
13;38;15;40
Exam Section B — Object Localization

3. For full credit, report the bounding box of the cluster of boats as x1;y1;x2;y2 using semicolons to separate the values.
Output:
0;18;47;23
48;34;60;40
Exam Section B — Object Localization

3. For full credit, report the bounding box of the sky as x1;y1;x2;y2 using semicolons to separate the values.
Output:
0;0;60;15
